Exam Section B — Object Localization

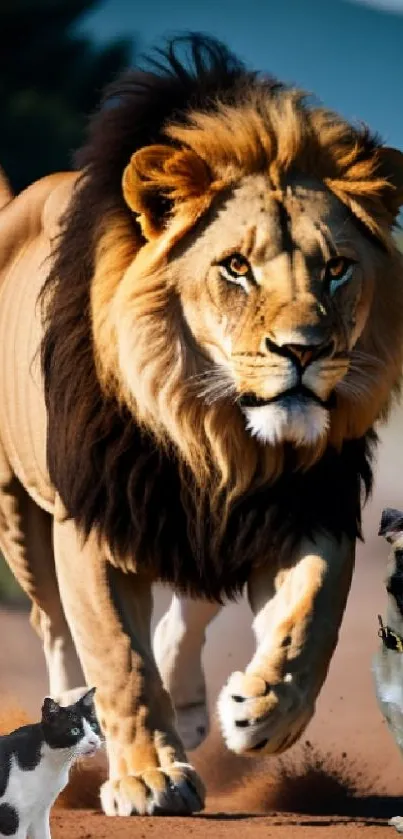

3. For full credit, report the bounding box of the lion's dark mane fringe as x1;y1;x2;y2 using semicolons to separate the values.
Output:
40;34;375;602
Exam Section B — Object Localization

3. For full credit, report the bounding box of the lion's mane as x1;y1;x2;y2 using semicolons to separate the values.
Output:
41;35;400;600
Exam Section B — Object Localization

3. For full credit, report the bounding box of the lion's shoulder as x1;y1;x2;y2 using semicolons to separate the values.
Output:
41;172;81;239
0;172;80;276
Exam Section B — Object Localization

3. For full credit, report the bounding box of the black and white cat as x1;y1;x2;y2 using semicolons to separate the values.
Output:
0;688;101;839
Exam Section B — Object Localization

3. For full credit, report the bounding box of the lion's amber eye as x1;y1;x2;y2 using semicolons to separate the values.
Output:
219;253;253;286
328;257;349;278
325;256;356;295
218;253;255;291
227;254;250;276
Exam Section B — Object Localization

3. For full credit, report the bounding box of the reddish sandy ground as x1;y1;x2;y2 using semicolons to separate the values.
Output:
1;411;403;837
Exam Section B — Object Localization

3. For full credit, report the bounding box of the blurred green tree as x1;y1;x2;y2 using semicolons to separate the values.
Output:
0;0;133;193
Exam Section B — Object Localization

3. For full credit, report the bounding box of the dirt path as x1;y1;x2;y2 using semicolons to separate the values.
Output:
49;811;401;839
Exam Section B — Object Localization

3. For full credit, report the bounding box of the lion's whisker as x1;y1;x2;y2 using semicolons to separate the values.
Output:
348;350;384;368
347;365;381;385
337;378;374;400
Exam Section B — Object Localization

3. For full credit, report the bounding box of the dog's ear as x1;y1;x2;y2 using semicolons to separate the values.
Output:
379;508;403;544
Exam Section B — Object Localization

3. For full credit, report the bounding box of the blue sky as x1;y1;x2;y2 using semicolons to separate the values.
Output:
79;0;403;152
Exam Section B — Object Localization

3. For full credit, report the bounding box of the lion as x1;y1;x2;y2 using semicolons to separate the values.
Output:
0;34;403;817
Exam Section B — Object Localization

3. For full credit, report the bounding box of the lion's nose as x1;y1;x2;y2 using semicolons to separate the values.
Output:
285;343;319;367
265;334;334;369
286;342;335;368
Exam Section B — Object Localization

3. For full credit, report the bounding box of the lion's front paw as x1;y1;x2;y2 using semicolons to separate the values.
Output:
100;762;205;816
217;670;314;756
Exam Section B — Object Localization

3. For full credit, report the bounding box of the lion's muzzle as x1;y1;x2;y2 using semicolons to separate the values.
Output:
236;332;340;445
238;384;336;410
237;332;337;412
264;333;335;370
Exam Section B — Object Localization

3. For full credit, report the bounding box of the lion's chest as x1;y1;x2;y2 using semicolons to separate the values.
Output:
75;424;370;601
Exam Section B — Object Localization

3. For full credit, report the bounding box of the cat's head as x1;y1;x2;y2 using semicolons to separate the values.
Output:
41;688;101;757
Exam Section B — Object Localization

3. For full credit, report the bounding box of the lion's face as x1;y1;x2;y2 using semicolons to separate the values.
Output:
174;172;376;447
94;89;403;491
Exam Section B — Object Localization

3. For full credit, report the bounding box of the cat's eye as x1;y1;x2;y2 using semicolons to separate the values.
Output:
90;722;99;731
218;253;254;291
71;727;80;736
324;256;357;295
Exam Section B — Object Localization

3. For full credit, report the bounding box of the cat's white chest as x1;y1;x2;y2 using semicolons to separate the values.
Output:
3;747;69;817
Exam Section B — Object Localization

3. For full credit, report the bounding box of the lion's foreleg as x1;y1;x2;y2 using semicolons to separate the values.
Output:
218;533;354;755
52;511;205;816
153;594;221;750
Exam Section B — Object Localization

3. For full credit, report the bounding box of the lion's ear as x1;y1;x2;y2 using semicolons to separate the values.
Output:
376;146;403;220
122;144;213;240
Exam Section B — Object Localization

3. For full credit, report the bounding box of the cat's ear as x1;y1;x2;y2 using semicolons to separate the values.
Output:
379;508;403;544
80;687;96;709
41;697;60;722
